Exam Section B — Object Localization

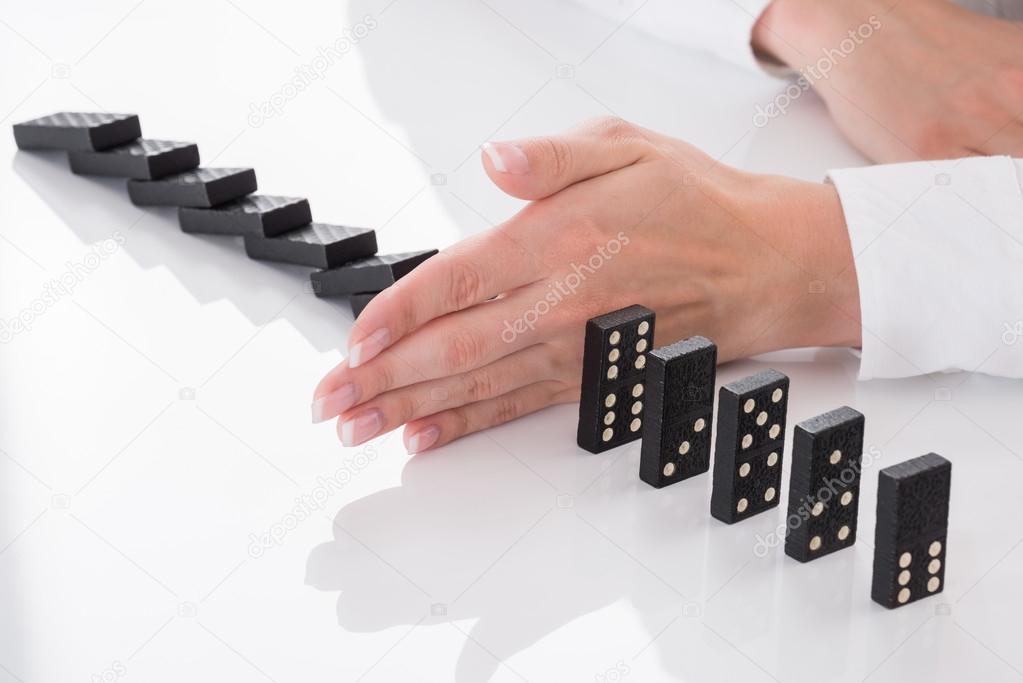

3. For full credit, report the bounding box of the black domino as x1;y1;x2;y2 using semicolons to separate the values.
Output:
69;139;199;179
179;195;311;237
576;305;655;454
13;112;140;151
639;336;716;487
784;406;865;562
310;250;438;297
127;167;256;207
871;453;951;608
350;292;380;318
710;369;790;523
244;223;377;269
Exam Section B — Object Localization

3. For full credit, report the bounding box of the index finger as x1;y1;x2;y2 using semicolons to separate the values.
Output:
344;225;548;368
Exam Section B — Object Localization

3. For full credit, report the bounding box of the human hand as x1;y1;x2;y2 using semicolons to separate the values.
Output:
312;117;860;453
753;0;1023;162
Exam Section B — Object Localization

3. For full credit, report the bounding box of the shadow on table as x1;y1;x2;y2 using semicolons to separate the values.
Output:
304;432;652;682
11;150;351;353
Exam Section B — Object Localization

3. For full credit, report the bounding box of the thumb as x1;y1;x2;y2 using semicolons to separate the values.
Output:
481;117;653;201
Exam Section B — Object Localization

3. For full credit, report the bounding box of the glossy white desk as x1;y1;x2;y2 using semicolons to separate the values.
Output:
2;1;1021;681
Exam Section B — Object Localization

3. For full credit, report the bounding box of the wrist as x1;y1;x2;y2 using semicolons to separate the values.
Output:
748;176;862;352
793;181;862;350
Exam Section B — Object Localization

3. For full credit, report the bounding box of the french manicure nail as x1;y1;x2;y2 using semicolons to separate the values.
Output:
406;425;440;454
348;328;390;369
311;383;359;423
340;409;383;447
482;142;529;175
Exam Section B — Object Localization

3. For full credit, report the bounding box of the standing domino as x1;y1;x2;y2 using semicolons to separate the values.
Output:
710;369;790;523
576;305;655;454
785;406;865;561
871;453;951;608
638;336;717;488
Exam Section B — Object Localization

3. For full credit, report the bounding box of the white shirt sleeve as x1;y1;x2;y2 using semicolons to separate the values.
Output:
571;0;773;73
827;157;1023;379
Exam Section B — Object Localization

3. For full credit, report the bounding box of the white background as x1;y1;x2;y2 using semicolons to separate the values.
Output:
2;1;1022;681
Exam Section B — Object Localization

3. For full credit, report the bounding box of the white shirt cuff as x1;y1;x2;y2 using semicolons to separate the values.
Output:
828;158;1023;380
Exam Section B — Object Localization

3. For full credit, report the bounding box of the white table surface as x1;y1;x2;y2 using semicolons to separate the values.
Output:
2;1;1022;681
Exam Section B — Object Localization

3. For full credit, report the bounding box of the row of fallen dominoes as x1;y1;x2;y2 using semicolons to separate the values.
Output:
12;112;438;313
577;305;952;610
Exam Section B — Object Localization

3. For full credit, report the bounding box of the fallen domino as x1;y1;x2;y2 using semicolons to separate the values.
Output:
13;112;141;151
69;139;199;180
350;291;381;318
310;250;438;297
244;223;378;269
179;195;311;237
127;167;257;207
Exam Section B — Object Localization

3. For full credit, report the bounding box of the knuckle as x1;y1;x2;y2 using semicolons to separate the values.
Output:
493;395;523;425
445;259;485;311
392;392;420;425
591;115;639;143
373;287;418;337
442;327;488;373
397;302;419;337
538;136;573;178
371;359;397;394
463;369;497;403
449;406;471;437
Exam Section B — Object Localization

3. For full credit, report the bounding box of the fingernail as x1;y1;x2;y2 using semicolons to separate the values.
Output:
340;409;383;447
482;142;529;175
311;384;359;423
349;328;390;369
406;425;440;454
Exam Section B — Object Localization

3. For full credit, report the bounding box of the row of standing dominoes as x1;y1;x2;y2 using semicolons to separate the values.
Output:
12;112;439;315
576;304;952;610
